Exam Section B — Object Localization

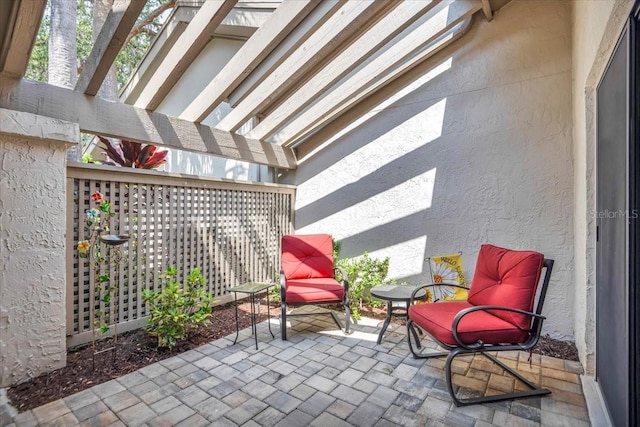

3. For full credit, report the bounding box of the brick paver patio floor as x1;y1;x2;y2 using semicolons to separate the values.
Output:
3;306;590;426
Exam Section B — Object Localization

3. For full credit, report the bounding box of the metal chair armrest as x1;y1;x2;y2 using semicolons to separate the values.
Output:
335;266;349;293
451;305;546;350
280;269;286;301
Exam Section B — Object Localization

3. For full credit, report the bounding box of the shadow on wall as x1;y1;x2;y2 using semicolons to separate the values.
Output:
279;55;455;284
279;8;572;292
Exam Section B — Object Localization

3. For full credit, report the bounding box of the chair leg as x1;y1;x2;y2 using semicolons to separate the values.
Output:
445;348;551;406
407;320;422;356
281;301;287;341
407;319;446;359
344;296;351;334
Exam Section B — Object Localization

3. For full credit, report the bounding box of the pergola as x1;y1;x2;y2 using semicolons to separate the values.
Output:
0;0;508;389
4;1;640;425
0;0;497;169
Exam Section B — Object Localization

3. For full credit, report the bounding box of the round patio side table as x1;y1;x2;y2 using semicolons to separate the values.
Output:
370;285;427;345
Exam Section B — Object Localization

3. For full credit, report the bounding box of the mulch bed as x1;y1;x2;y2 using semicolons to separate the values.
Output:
6;300;579;412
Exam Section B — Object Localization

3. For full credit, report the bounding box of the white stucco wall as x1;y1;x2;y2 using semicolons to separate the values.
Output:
283;1;574;339
572;0;634;374
156;37;268;181
0;109;78;386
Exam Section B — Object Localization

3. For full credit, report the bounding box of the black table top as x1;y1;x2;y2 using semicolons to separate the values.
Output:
227;282;275;294
370;285;426;302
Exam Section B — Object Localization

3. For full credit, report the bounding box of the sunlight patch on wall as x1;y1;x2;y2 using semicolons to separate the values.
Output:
369;236;428;279
298;58;453;163
296;98;446;210
308;168;436;240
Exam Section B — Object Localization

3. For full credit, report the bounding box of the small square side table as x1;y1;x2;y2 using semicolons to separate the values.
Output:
227;282;275;349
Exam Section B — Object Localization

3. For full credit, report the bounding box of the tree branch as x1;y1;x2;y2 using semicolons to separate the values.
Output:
125;0;177;45
135;26;157;40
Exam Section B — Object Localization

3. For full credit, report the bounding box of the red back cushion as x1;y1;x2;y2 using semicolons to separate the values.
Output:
282;234;334;280
467;244;544;330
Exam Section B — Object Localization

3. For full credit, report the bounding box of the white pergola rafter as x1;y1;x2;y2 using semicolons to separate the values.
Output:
0;0;497;171
214;0;401;133
245;0;448;141
133;0;238;111
0;0;46;79
75;0;147;96
179;0;320;123
481;0;493;21
271;0;482;147
225;0;346;109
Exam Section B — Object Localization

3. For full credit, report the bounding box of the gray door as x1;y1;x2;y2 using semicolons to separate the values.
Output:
596;26;629;427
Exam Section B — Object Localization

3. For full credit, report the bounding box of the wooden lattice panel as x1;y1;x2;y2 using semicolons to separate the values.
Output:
67;164;295;346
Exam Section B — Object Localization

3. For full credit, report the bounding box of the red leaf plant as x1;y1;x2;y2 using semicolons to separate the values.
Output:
99;136;168;169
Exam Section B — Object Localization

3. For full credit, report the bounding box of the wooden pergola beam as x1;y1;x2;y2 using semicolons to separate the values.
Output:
0;0;46;79
75;0;147;95
0;78;296;169
481;0;493;21
246;0;446;140
273;1;481;147
134;0;237;111
214;0;400;133
180;0;320;123
225;0;346;109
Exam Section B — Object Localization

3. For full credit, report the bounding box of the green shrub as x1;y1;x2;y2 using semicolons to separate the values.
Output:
336;252;391;319
142;267;213;349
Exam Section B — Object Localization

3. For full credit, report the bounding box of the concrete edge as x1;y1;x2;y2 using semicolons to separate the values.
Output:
581;374;613;427
0;388;18;422
0;108;79;146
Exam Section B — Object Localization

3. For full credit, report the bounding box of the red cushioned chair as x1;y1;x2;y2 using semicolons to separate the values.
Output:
407;244;554;406
280;234;350;340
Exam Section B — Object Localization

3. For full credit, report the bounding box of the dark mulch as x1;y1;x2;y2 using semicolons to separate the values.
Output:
7;300;266;412
7;300;579;413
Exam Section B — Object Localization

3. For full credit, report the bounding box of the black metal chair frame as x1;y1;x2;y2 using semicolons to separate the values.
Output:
280;266;350;341
407;258;554;406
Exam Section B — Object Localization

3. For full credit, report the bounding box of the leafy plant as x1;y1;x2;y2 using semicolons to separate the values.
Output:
333;238;342;259
82;152;101;164
270;270;282;303
142;267;214;349
336;251;391;319
99;136;169;169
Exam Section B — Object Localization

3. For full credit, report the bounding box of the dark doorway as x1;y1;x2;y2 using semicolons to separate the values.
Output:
595;9;639;426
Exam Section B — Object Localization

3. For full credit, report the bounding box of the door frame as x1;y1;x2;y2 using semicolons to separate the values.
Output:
595;5;639;424
630;4;640;426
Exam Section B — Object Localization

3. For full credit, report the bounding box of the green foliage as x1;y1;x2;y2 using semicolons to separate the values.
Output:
77;0;93;69
82;152;100;164
268;270;282;303
335;251;391;320
25;4;49;82
26;0;174;89
333;238;341;259
142;267;214;349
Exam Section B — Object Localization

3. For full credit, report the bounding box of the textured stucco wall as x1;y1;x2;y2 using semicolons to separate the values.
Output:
0;109;78;387
283;1;574;339
572;0;633;375
157;38;268;181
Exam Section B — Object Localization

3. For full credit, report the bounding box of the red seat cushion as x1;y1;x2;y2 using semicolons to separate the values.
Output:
408;301;529;346
282;234;334;280
467;244;544;330
285;278;345;304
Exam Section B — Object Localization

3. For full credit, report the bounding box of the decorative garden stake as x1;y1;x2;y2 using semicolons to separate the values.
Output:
77;191;129;368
